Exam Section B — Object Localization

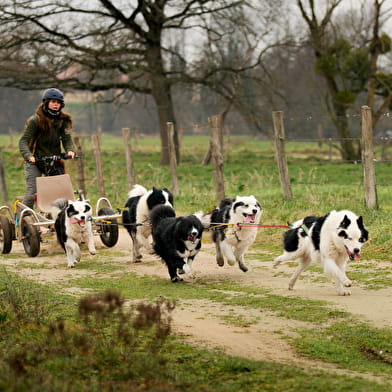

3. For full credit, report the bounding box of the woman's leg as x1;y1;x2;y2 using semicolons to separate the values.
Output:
22;162;42;208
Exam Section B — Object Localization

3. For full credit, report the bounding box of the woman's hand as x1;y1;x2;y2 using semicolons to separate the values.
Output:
67;151;75;159
28;156;36;163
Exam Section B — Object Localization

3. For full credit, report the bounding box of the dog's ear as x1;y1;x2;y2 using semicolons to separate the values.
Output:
66;203;77;217
357;216;369;242
339;215;351;229
357;216;363;227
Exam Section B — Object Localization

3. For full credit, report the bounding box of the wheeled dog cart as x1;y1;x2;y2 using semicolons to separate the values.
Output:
0;155;121;257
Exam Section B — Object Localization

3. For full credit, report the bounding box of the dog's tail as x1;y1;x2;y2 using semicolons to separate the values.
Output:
51;197;69;220
150;205;176;228
128;184;148;198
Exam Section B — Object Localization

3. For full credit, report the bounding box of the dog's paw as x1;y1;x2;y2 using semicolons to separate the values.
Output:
67;263;75;268
217;257;224;267
238;262;248;272
273;257;282;266
343;279;352;287
171;276;183;283
132;255;143;263
182;264;191;274
338;289;351;296
89;249;96;255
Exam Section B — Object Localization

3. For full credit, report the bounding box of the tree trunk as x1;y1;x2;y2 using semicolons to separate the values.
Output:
333;112;358;161
147;44;179;165
152;85;179;165
325;78;359;161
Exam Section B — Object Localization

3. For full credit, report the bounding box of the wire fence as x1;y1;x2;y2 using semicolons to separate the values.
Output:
1;109;391;207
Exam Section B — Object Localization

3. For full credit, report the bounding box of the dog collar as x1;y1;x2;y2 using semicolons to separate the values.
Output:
300;224;310;235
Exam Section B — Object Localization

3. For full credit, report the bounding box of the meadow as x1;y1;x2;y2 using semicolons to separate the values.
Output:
0;134;391;391
1;133;391;259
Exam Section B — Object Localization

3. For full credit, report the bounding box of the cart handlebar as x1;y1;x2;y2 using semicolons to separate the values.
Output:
33;153;79;162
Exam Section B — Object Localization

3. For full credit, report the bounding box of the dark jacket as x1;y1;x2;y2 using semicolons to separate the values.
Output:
19;109;75;161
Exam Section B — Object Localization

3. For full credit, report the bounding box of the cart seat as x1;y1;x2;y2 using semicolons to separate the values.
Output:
36;174;75;213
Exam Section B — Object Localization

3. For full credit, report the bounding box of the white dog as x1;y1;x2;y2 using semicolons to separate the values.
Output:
274;210;368;296
52;198;96;267
122;184;174;262
208;196;262;272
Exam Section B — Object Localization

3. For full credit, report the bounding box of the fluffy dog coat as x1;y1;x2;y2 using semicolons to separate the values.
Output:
52;198;96;267
274;209;368;296
209;196;262;272
122;184;174;262
150;205;204;282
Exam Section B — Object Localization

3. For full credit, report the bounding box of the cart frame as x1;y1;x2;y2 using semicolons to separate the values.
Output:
0;169;121;257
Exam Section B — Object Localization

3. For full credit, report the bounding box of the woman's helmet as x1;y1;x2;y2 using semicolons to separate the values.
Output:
42;88;64;103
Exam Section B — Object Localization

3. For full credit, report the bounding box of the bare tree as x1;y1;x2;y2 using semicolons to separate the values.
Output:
0;0;283;164
367;0;392;126
296;0;392;160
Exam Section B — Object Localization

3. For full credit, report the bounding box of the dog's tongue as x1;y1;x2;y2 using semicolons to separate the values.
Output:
187;235;196;242
70;218;86;226
244;214;255;224
346;247;361;260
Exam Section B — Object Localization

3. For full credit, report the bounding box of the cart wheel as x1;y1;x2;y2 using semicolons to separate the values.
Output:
21;215;40;257
0;215;13;254
98;207;119;247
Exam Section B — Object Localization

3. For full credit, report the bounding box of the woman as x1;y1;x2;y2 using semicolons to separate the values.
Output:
19;88;76;208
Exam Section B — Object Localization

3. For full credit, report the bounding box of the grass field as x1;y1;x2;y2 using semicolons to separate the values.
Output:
0;133;391;391
1;134;391;259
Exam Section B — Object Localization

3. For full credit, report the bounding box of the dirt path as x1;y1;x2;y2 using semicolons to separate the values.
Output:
3;229;392;381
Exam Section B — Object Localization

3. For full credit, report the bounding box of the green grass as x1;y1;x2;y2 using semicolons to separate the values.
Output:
293;321;392;374
1;270;392;392
1;134;391;260
72;272;348;324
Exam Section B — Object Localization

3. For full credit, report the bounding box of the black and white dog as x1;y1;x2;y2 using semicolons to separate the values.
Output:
274;210;369;296
51;198;96;268
150;204;204;282
122;184;174;262
208;195;262;272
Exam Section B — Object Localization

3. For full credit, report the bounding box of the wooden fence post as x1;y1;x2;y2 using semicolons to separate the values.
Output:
209;115;225;201
317;124;323;147
202;118;225;166
122;128;136;191
167;122;179;196
133;126;139;147
202;144;212;165
328;138;333;161
73;136;86;198
361;106;378;209
0;149;8;203
91;134;105;197
178;124;184;150
272;111;293;200
8;128;15;148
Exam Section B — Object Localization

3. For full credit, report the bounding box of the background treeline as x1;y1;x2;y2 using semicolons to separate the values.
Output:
1;0;392;166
